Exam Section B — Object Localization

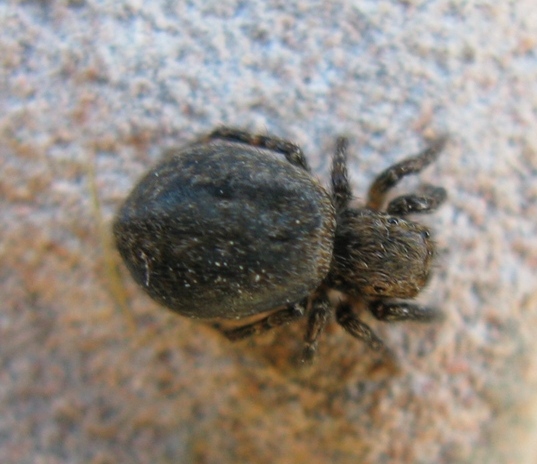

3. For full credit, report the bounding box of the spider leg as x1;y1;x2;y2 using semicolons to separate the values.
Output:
367;135;447;210
335;301;384;351
387;184;447;216
215;299;307;341
330;137;353;213
206;127;310;172
368;300;443;322
301;291;331;363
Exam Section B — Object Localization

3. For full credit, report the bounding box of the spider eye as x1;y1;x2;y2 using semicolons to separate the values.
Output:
387;217;399;225
373;285;387;294
421;230;431;239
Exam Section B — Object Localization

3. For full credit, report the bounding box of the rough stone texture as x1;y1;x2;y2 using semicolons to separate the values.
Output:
1;1;536;463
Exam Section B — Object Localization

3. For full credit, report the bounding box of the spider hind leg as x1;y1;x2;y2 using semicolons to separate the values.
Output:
207;127;310;171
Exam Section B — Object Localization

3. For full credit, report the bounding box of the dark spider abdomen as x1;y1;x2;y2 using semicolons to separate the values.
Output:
114;140;336;319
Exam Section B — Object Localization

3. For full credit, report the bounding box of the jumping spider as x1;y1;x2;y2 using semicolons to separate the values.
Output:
114;127;447;362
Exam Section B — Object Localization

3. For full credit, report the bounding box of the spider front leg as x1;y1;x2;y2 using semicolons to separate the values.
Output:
387;184;447;216
206;127;310;172
215;299;307;341
368;300;443;323
367;136;447;210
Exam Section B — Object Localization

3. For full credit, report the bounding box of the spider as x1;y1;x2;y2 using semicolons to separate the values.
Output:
114;127;447;362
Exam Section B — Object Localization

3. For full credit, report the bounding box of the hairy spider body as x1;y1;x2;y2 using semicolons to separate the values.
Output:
114;127;447;361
